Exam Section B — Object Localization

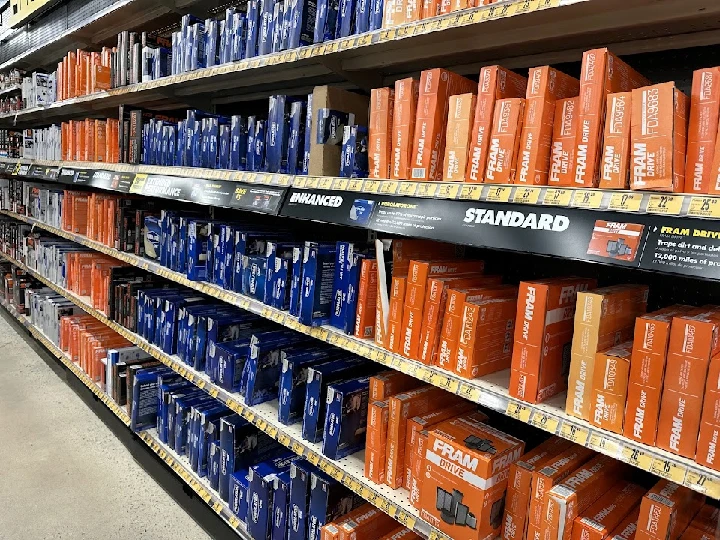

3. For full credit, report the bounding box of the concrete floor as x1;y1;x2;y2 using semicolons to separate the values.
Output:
0;310;213;540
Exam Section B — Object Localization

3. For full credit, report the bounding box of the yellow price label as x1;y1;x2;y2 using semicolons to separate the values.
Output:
609;192;643;212
529;411;560;434
437;183;460;199
572;189;604;209
308;453;320;465
364;180;381;193
620;446;652;472
688;196;720;218
511;0;538;14
379;181;399;194
430;372;459;392
646;194;684;215
291;441;304;454
347;179;364;191
229;516;241;528
294;177;307;188
317;177;334;190
513;186;541;204
589;433;621;457
278;433;291;445
305;177;320;189
458;382;481;402
416;183;439;197
537;0;560;8
685;470;720;499
129;173;148;194
506;401;532;422
650;457;687;484
460;184;483;200
560;422;590;445
397;182;418;196
209;388;219;398
543;188;572;207
484;185;512;202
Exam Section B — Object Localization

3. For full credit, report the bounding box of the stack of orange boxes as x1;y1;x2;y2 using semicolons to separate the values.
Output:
369;87;395;179
485;97;526;184
589;341;634;434
634;480;704;540
598;91;633;189
570;482;645;540
391;78;420;181
549;96;580;186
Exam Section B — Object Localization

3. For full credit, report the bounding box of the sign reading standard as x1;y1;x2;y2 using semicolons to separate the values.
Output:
463;207;570;231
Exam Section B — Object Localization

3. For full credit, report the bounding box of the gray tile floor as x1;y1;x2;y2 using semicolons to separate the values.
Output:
0;310;213;540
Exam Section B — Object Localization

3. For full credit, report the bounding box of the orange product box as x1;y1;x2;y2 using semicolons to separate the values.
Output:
382;0;420;27
370;371;423;401
485;97;526;183
608;510;639;540
320;504;371;540
369;87;395;179
403;401;480;489
635;480;704;540
589;342;633;433
517;66;580;185
338;505;398;540
549;97;580;186
391;78;420;180
443;93;477;181
421;0;440;18
71;193;89;235
656;311;720;458
684;504;720;537
391;238;461;276
76;50;89;97
540;455;627;540
436;284;518;370
107;118;119;163
385;386;464;488
92;64;112;93
571;482;645;540
567;284;649;420
527;444;596;530
410;68;476;181
67;51;77;98
386;276;407;354
455;297;517;378
378;528;420;540
575;48;649;187
95;120;107;162
74;120;86;161
84;119;95;161
408;427;431;508
510;277;597;404
355;258;377;339
686;68;720;194
631;82;690;192
623;306;693;445
599;92;633;189
57;61;64;101
61;122;69;160
696;352;720;470
586;220;645;262
500;437;573;540
466;65;528;183
405;259;485;311
419;416;525;540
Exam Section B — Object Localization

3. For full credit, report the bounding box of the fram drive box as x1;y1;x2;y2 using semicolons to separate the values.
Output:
419;415;524;540
634;479;704;540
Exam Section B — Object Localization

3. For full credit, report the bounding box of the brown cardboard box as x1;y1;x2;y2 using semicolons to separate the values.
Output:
510;277;596;404
309;86;370;176
517;66;580;185
392;78;420;180
466;65;527;183
631;82;690;192
599;92;633;189
589;342;633;434
410;68;476;180
566;285;649;420
443;93;477;181
549;97;580;186
687;68;720;194
485;98;526;183
634;480;704;540
369;87;395;179
574;48;649;187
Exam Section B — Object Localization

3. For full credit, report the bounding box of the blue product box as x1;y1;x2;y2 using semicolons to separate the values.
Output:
174;394;215;453
289;246;304;317
322;377;371;459
190;403;228;472
158;381;193;442
209;441;221;490
317;109;353;145
194;309;243;373
219;123;231;169
302;356;375;443
187;219;211;281
205;18;219;67
286;100;306;174
307;471;363;540
198;406;231;477
190;22;207;71
220;9;233;64
272;471;291;540
208;117;220;169
230;116;248;171
354;0;370;34
281;0;292;50
219;415;248;500
161;295;207;354
206;222;223;284
288;460;314;540
178;304;227;363
219;224;238;289
229;470;250;520
259;0;275;56
130;367;172;432
369;0;383;30
177;120;186;166
330;241;351;329
302;92;313;173
267;95;291;173
264;241;300;305
340;125;369;178
201;118;211;168
216;339;251;392
336;0;355;38
246;116;257;171
343;252;365;334
233;230;286;293
289;0;317;49
298;242;337;327
248;453;302;540
167;390;206;450
271;1;283;53
271;255;293;310
278;347;342;425
159;210;176;267
244;254;267;300
313;0;339;43
246;0;260;58
254;119;267;172
144;216;161;260
243;330;307;405
233;12;248;61
206;312;259;367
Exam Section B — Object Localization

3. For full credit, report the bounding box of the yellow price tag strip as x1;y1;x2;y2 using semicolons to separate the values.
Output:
542;188;572;206
685;470;720;499
331;178;349;190
529;410;560;434
646;194;685;215
609;192;643;212
363;180;381;193
436;183;460;199
416;183;439;197
589;433;621;457
347;179;364;191
317;177;334;190
484;185;512;202
460;184;483;200
560;422;590;445
397;182;418;196
650;457;687;484
513;186;541;204
379;181;399;194
506;401;532;422
572;189;604;209
688;196;720;218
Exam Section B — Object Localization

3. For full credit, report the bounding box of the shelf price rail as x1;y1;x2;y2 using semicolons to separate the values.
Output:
2;210;720;501
0;297;252;538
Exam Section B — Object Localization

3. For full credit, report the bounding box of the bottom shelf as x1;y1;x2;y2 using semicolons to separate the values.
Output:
0;298;251;539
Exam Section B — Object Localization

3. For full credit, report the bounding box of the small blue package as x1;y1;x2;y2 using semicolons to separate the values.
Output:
187;219;212;281
321;377;371;459
209;441;221;490
354;0;370;34
264;240;300;305
130;366;172;432
258;0;275;56
230;115;248;170
302;93;313;174
245;0;260;58
229;470;250;521
286;100;307;174
329;241;352;329
272;471;291;540
369;0;383;30
246;116;257;171
288;460;315;540
219;123;231;169
289;0;316;49
288;246;304;317
316;109;353;145
313;0;339;43
340;125;369;178
335;0;355;38
254;119;267;171
298;242;337;327
343;252;366;334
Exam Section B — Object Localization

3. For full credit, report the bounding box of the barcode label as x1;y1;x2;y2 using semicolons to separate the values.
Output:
411;168;426;179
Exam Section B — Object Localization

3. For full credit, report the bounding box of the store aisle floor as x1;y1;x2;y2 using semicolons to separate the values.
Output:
0;311;213;540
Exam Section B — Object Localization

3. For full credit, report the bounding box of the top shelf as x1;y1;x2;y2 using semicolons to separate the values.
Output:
1;0;719;125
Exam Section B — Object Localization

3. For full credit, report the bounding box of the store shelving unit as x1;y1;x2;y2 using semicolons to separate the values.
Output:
0;296;252;539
